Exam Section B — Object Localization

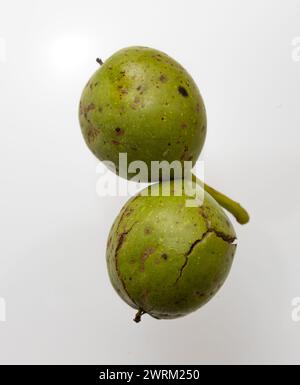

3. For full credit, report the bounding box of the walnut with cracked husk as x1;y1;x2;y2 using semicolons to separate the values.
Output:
106;181;237;322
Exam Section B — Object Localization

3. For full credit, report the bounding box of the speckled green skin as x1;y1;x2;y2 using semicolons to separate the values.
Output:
106;181;237;320
79;46;207;181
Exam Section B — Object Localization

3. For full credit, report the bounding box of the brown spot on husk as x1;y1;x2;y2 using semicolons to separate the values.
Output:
87;126;100;143
86;103;95;112
115;127;124;136
144;227;152;235
159;74;168;82
140;247;156;272
178;86;188;97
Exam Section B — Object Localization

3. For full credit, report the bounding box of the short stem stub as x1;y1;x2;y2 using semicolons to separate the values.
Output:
96;58;103;66
134;309;145;323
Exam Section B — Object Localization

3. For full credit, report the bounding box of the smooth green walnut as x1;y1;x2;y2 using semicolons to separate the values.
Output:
78;45;249;223
106;181;237;322
79;46;206;181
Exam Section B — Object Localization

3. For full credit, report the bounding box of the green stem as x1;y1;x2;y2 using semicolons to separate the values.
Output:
192;175;250;225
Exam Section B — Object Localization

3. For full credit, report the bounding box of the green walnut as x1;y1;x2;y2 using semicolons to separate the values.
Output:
106;181;237;322
79;46;206;181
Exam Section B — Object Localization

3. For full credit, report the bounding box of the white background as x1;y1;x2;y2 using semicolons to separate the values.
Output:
0;0;300;364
